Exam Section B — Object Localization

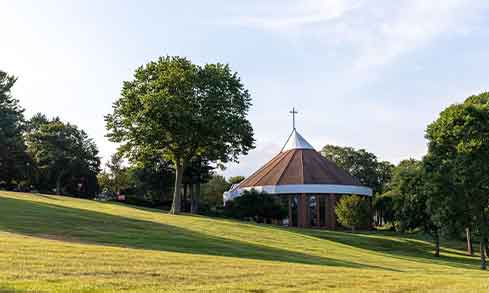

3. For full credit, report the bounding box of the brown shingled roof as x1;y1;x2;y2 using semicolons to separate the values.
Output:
237;148;361;188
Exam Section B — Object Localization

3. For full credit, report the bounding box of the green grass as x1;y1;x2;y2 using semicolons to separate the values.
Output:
0;191;488;292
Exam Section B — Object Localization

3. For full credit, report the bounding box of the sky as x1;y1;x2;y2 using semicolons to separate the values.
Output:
2;0;489;178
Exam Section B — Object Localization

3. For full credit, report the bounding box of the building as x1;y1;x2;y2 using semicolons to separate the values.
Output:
224;111;372;229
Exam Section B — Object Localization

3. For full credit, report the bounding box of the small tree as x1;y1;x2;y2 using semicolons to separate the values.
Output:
201;175;230;209
335;195;371;232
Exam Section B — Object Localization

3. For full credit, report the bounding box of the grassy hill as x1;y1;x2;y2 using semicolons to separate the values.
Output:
0;191;488;292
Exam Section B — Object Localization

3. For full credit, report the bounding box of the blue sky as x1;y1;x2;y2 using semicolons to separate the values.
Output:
2;0;489;177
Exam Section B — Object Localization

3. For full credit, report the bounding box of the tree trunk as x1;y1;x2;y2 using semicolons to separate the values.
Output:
183;183;188;212
434;231;440;257
170;160;183;214
466;227;474;256
480;238;487;270
56;173;63;195
484;236;489;257
191;182;199;214
480;212;487;270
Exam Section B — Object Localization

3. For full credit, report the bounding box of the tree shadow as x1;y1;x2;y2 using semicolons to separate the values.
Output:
290;228;483;271
0;197;390;270
0;286;31;293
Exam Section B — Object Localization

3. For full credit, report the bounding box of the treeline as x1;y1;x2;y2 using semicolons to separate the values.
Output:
322;92;489;270
1;71;100;196
0;68;244;209
0;71;100;197
2;55;255;214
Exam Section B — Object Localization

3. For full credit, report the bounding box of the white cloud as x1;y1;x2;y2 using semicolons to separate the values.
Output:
236;0;362;31
232;0;487;85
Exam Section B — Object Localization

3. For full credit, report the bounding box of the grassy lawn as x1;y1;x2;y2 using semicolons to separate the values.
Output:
0;191;488;292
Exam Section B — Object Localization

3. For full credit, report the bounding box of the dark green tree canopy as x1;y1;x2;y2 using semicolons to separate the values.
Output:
425;97;489;266
105;56;255;213
25;114;100;196
0;70;29;187
224;189;287;222
335;195;371;231
321;145;393;194
228;176;245;185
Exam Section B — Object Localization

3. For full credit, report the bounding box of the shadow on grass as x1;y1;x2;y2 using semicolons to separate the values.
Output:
292;228;482;271
0;197;389;270
0;286;30;293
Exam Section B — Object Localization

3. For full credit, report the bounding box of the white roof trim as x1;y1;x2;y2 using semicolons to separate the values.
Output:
224;184;373;202
281;129;315;152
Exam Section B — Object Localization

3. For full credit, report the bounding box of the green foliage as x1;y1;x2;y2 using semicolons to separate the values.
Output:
105;56;255;213
425;96;489;267
228;175;245;185
335;195;371;231
224;189;287;222
124;155;175;206
0;70;30;189
201;174;230;208
372;192;395;225
389;160;429;232
100;153;129;194
25;114;100;196
321;145;393;195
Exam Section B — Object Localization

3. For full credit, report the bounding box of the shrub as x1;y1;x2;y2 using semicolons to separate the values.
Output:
224;189;287;223
335;195;371;231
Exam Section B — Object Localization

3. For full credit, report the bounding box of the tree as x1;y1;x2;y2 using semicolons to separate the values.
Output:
0;70;29;189
125;156;175;206
105;153;129;194
321;145;393;195
389;159;442;256
228;176;245;185
224;189;287;223
335;195;371;232
201;175;230;209
105;56;254;214
426;100;489;269
25;115;100;196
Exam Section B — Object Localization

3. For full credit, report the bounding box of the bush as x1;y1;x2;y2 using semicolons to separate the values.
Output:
335;195;371;231
224;189;287;223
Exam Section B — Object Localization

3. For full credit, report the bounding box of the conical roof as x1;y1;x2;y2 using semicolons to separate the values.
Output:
282;129;314;152
225;130;372;201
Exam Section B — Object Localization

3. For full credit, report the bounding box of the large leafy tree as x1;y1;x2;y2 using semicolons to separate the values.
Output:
426;99;489;269
390;159;442;256
105;56;254;214
0;70;29;188
25;114;100;196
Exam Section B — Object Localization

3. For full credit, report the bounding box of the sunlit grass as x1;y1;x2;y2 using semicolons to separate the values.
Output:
0;191;488;292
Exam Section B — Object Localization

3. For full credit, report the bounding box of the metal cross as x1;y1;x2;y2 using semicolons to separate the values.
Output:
289;107;298;130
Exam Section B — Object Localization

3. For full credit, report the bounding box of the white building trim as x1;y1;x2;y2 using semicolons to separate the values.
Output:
223;184;373;202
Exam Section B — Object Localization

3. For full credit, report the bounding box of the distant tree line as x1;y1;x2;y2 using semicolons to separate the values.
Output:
0;70;100;196
1;56;255;214
321;92;489;270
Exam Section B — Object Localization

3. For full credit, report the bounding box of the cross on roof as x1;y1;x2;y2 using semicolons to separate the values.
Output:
289;107;298;130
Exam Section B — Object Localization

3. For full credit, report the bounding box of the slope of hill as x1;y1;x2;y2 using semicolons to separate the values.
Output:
0;191;487;292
